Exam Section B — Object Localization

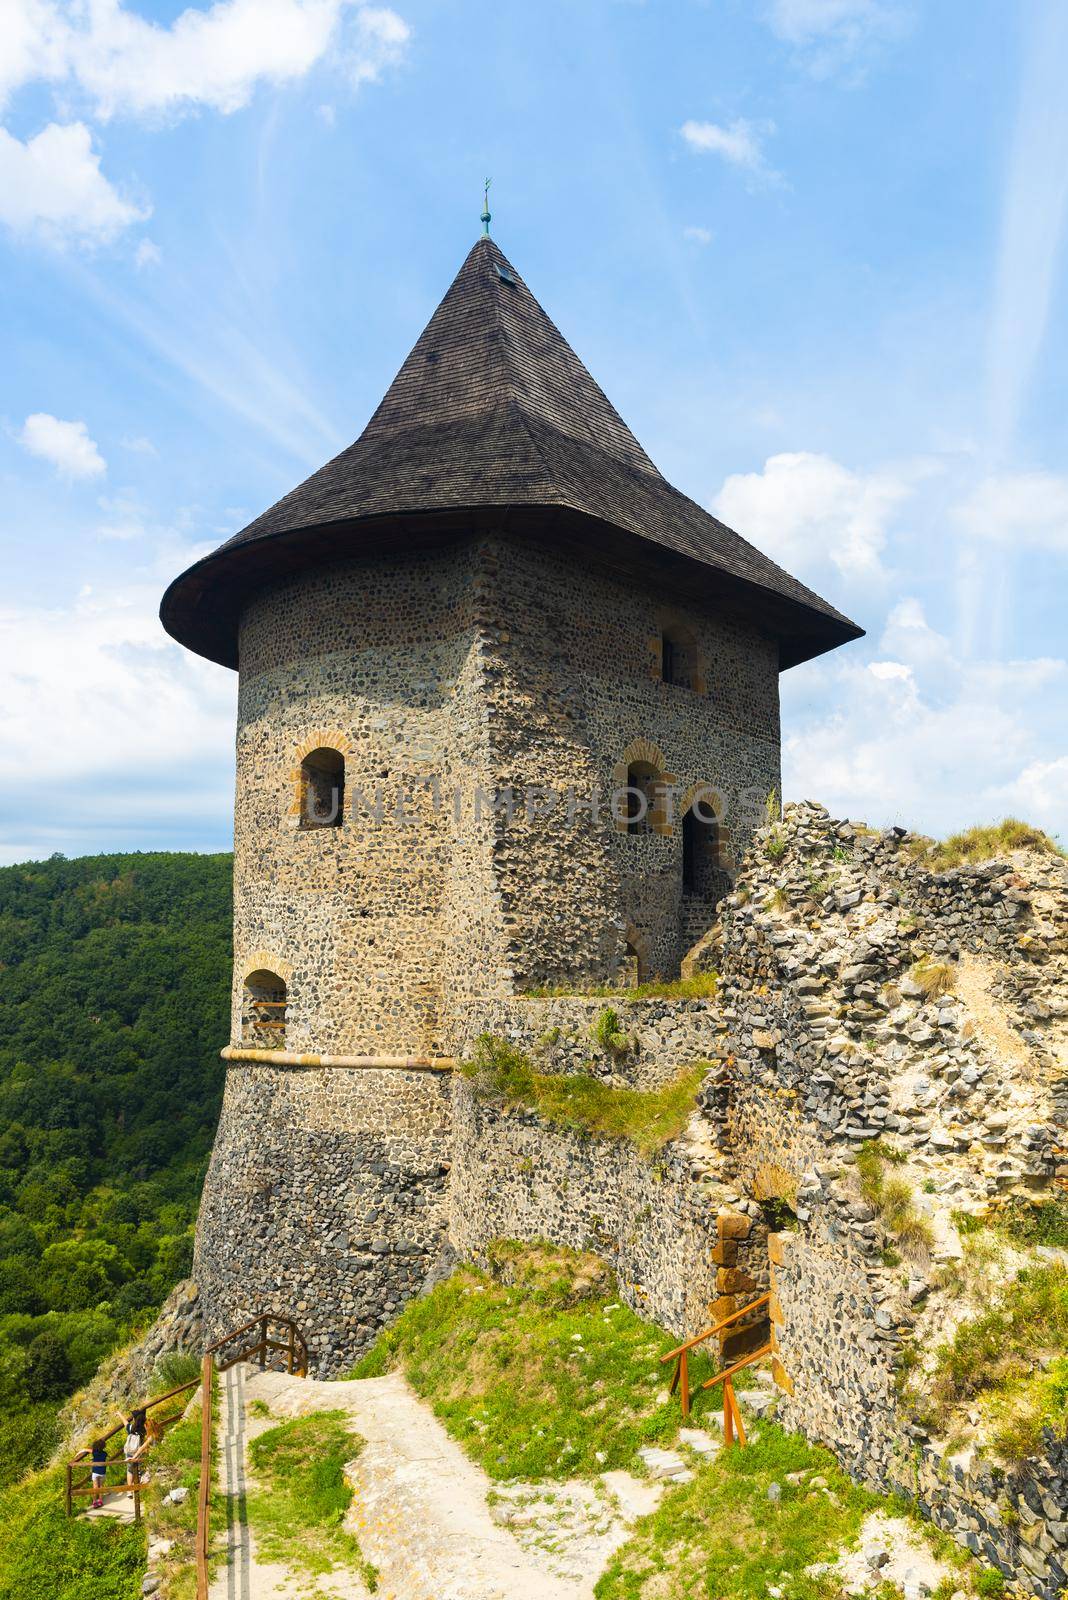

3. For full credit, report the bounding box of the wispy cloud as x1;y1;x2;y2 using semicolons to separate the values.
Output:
985;0;1068;458
680;117;782;187
765;0;908;75
683;224;713;245
17;412;107;478
955;469;1068;554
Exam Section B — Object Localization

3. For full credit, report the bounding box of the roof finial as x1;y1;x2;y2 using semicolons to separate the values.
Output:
480;177;492;238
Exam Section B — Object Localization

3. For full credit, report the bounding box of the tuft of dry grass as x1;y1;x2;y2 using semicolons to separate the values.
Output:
907;818;1064;871
911;957;957;999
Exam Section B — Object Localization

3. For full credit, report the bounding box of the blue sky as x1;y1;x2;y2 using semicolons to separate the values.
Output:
1;0;1066;864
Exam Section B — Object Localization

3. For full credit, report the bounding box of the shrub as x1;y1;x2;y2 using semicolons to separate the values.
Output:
591;1008;629;1054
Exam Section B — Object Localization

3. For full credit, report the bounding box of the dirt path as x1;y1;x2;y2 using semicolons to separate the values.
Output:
209;1362;371;1600
238;1365;594;1600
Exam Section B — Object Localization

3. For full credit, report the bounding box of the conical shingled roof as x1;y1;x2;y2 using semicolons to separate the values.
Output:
161;236;862;669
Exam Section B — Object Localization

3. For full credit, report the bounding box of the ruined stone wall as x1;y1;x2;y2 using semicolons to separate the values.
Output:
449;1077;719;1337
194;1062;452;1375
705;801;1068;1597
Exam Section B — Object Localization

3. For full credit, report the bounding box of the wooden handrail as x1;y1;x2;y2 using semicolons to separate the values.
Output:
661;1293;773;1429
700;1341;775;1392
660;1293;772;1363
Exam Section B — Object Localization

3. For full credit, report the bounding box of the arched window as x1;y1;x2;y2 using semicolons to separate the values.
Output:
682;801;722;895
243;970;288;1045
300;747;344;829
626;760;661;836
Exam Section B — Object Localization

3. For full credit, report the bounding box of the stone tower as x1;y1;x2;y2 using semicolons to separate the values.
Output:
161;233;861;1369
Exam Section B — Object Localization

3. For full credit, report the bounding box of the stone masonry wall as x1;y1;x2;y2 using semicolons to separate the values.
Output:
475;538;780;990
449;1076;719;1338
194;1062;452;1375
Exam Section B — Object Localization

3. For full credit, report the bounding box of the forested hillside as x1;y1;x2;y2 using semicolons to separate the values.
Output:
0;851;231;1475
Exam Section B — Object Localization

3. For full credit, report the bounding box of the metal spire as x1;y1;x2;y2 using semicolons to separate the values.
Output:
480;177;492;237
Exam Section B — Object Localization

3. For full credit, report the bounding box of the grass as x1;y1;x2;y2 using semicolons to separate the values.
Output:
247;1412;379;1591
594;1425;880;1599
0;1462;145;1600
920;1262;1068;1460
907;818;1065;871
350;1243;719;1480
856;1143;934;1261
462;1035;709;1156
993;1195;1068;1250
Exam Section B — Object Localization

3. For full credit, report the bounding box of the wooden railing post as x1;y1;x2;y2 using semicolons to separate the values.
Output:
132;1459;142;1524
259;1314;268;1369
679;1348;690;1419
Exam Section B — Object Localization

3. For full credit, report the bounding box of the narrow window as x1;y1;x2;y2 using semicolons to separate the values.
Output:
626;761;661;836
243;970;288;1046
300;748;344;829
682;802;727;898
660;625;703;692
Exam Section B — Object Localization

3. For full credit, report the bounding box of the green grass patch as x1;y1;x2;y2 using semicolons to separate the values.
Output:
350;1244;719;1480
462;1036;708;1155
921;1262;1068;1459
594;1422;879;1600
0;1463;145;1600
247;1412;378;1590
906;818;1064;870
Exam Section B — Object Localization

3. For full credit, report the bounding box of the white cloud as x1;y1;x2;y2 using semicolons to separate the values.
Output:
344;4;410;88
18;412;107;478
680;118;780;185
0;0;410;120
135;237;161;267
783;599;1068;839
0;572;235;862
0;121;147;242
683;224;713;245
120;434;158;455
712;450;914;580
955;470;1068;555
